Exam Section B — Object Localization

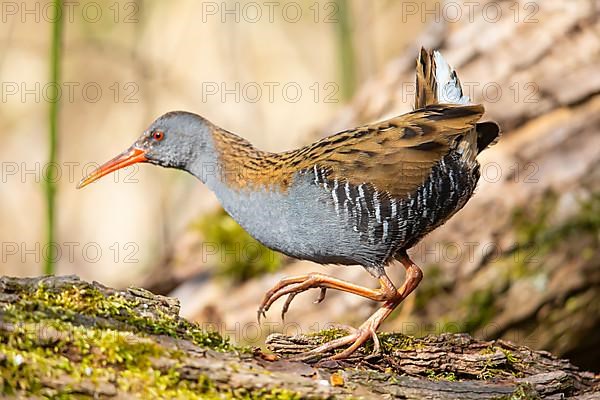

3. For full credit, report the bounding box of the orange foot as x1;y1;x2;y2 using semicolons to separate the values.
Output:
258;253;423;360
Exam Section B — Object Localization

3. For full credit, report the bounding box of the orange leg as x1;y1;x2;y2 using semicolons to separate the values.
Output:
266;254;423;360
257;272;398;321
302;253;423;360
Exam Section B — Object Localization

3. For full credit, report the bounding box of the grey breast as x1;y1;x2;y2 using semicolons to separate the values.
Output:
213;170;381;267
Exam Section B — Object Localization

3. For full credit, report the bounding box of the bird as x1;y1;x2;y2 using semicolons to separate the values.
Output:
78;48;500;360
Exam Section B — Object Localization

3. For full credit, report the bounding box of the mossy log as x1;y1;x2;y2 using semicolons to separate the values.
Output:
0;276;597;399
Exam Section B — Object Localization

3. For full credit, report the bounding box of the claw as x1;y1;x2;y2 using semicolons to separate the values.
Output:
257;308;266;323
281;293;297;321
370;328;381;356
258;282;301;322
314;287;326;304
257;275;325;322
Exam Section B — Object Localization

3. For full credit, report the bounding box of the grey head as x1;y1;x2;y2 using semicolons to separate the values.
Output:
77;111;218;188
137;111;215;170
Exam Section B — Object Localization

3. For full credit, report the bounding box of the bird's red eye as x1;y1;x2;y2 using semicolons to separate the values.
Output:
153;131;164;141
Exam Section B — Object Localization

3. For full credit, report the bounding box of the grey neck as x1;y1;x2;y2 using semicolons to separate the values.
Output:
187;147;223;190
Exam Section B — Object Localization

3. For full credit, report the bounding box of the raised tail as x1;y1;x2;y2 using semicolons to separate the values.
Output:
415;48;500;154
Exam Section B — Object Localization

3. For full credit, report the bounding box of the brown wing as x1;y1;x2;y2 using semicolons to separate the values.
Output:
285;104;484;198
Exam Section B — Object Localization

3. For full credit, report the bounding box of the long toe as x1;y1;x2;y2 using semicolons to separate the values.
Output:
329;327;379;360
290;327;377;362
258;281;316;320
291;332;361;362
281;292;298;321
257;275;319;319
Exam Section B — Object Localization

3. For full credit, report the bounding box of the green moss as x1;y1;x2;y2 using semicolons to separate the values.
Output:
461;288;497;334
499;348;519;365
509;190;600;278
224;387;303;400
0;320;174;396
0;328;302;399
379;333;426;353
426;369;457;381
191;207;283;283
512;190;559;250
17;283;233;352
310;327;351;342
504;190;559;281
477;363;500;380
0;280;301;398
475;346;523;380
3;322;153;394
414;264;446;311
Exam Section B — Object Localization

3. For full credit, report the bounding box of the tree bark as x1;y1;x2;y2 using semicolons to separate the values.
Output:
0;275;597;399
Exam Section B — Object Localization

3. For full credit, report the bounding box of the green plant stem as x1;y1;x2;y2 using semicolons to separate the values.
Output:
45;0;64;275
335;0;356;101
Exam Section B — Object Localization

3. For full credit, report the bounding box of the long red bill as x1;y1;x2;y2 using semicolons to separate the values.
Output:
77;147;147;189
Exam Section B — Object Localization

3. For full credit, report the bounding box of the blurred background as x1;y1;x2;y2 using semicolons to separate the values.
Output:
1;0;598;371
